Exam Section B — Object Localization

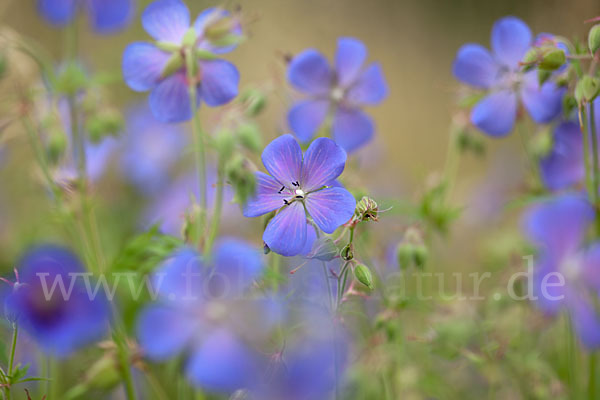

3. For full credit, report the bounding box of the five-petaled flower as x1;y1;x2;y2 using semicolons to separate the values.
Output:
122;0;242;123
243;135;356;257
453;16;565;136
37;0;134;33
287;37;388;153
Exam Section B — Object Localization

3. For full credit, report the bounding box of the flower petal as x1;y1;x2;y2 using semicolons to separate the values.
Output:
153;247;205;303
305;187;356;234
491;16;532;68
210;239;264;298
523;193;594;259
568;294;600;349
37;0;76;26
346;63;388;105
263;201;307;257
149;71;198;123
332;107;374;153
287;49;333;94
335;37;367;87
533;255;564;315
142;0;190;43
452;44;499;88
87;0;134;33
582;243;600;293
122;42;171;92
521;71;565;123
199;60;239;106
136;305;198;361
540;121;584;191
287;100;330;143
301;137;347;192
194;8;242;54
470;90;517;136
261;134;302;186
186;330;260;393
243;172;288;218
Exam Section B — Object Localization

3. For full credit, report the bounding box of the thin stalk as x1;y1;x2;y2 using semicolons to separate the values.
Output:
581;106;594;200
590;352;597;400
205;156;225;258
3;324;18;400
48;357;59;400
588;103;600;235
22;117;60;199
113;329;137;400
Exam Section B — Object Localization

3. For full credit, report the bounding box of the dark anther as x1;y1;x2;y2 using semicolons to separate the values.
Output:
278;186;285;193
283;199;290;205
295;195;303;199
292;181;300;187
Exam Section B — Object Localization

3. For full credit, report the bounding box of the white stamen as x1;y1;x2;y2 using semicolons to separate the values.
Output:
331;87;344;102
295;189;305;198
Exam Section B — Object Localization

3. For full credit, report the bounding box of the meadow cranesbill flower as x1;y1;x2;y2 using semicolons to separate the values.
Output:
119;104;186;194
1;245;110;357
287;37;388;153
136;239;274;394
243;135;356;257
37;0;134;33
523;194;600;348
122;0;242;123
453;16;565;136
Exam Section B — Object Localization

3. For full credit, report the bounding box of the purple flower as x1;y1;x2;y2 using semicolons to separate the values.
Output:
287;37;388;153
122;0;241;123
119;104;187;194
523;194;600;349
2;245;110;357
453;16;565;136
243;135;356;257
136;239;275;394
37;0;134;33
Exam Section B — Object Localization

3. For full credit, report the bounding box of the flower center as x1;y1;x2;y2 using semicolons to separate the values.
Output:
331;87;345;102
560;255;581;282
294;189;305;199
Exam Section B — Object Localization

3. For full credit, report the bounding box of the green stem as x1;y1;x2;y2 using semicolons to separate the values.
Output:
22;117;61;199
3;323;18;400
113;329;137;400
590;352;597;400
48;357;59;400
588;103;600;235
582;107;594;201
205;157;225;258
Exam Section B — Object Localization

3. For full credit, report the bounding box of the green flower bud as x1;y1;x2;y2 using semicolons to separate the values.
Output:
341;243;354;261
537;68;552;85
354;196;378;222
55;62;87;96
529;128;553;159
86;110;124;143
354;264;373;289
213;129;236;160
589;24;600;55
539;49;565;70
46;129;67;164
236;121;263;153
520;48;540;72
577;75;600;103
226;155;256;205
240;88;267;116
396;242;414;270
413;244;428;269
307;236;338;261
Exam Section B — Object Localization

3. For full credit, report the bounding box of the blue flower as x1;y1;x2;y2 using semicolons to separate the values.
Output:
243;135;356;257
136;239;274;394
523;194;600;349
122;0;241;123
2;245;110;357
119;104;187;194
37;0;134;33
453;16;565;136
287;37;388;153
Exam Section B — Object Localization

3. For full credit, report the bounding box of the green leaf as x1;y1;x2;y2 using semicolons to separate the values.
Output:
9;364;29;383
589;24;600;55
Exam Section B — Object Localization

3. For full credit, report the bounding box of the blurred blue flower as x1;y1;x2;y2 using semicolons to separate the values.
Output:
136;238;274;394
119;104;187;194
122;0;241;123
37;0;134;33
2;245;110;357
453;16;565;136
243;135;356;257
523;194;600;349
287;37;388;153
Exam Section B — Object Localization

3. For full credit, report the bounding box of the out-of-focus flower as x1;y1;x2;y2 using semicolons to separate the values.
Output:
37;0;135;33
287;37;388;153
136;239;275;394
119;104;186;194
122;0;241;122
453;16;565;136
523;194;600;349
539;121;584;191
243;135;356;257
2;245;110;357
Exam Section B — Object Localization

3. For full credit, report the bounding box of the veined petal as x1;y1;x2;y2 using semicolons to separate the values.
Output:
87;0;134;33
452;44;499;88
287;100;330;143
136;305;198;361
470;90;517;136
335;37;367;87
37;0;76;26
346;63;388;105
332;107;374;153
142;0;190;43
521;71;565;123
305;187;356;234
287;49;333;94
491;16;532;68
540;121;584;191
199;59;239;106
243;172;288;218
263;201;307;257
261;134;302;186
122;42;171;92
301;137;347;192
149;71;198;123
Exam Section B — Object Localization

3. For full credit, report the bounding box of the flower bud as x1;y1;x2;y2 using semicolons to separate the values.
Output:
529;128;553;159
240;88;267;116
341;243;354;261
589;24;600;55
539;49;565;70
46;129;68;164
413;244;428;270
213;129;236;160
204;15;243;48
307;236;338;261
354;264;373;289
236;121;263;153
55;62;87;96
396;242;414;270
576;75;600;103
86;109;123;143
353;196;378;223
520;48;540;71
226;155;256;205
